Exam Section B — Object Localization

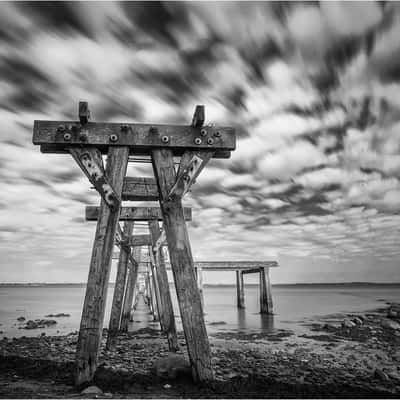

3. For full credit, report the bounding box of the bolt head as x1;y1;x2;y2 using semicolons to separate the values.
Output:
161;135;169;143
63;133;71;141
110;134;118;142
214;131;221;137
183;174;190;182
194;137;202;145
207;137;214;145
79;132;88;142
200;129;207;136
57;125;65;133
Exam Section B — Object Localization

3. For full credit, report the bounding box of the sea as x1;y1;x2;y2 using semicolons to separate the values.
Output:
1;283;400;338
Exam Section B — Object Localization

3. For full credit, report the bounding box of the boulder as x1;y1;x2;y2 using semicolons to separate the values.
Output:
154;353;191;379
381;319;400;330
352;317;363;325
81;386;103;395
17;316;26;322
45;313;70;318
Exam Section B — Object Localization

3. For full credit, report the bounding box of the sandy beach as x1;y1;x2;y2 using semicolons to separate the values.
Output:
1;300;400;398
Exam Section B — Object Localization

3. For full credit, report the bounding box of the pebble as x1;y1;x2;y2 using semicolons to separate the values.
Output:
81;385;103;395
381;319;400;330
374;369;389;381
342;319;356;328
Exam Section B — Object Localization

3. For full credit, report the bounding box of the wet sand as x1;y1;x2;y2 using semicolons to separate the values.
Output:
1;298;400;398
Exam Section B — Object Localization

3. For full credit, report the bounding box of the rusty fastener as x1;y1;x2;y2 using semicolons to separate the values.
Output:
79;131;88;142
120;125;128;132
207;137;214;145
161;136;169;143
63;133;71;141
110;134;119;142
183;174;190;182
194;137;202;145
57;125;65;133
214;131;221;137
200;129;207;136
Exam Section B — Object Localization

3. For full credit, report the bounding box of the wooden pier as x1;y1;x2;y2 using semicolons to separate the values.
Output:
33;102;236;385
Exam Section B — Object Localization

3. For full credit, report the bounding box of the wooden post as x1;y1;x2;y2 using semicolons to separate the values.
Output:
75;146;129;386
236;270;245;309
152;148;213;382
121;246;141;332
106;221;134;349
260;267;273;314
149;270;159;321
149;220;179;351
197;265;205;310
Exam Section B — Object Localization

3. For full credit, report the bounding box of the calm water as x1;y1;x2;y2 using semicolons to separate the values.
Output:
0;284;399;338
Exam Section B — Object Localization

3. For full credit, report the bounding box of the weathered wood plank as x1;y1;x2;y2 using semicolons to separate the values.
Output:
106;221;134;350
69;147;119;209
151;148;213;382
236;271;245;309
121;247;141;332
40;144;231;159
86;206;192;221
127;234;152;247
75;146;129;386
122;177;158;201
33;120;235;153
149;220;179;351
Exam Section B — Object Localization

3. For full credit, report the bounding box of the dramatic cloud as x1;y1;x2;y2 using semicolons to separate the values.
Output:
1;1;400;283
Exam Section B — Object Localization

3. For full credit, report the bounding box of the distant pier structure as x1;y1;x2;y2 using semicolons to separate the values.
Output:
32;101;278;386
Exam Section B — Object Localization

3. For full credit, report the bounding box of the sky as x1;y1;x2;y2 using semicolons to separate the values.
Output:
1;1;400;284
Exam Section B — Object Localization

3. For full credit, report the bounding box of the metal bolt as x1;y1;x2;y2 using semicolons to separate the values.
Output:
63;133;71;141
79;132;88;142
207;137;214;145
183;174;190;182
214;131;221;137
194;137;202;145
57;125;65;133
200;129;207;136
110;134;118;142
161;135;169;143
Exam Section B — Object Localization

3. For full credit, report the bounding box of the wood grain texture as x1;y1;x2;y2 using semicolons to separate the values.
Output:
236;271;245;309
75;146;129;386
106;221;134;350
127;234;152;247
260;267;273;315
86;206;192;221
149;220;179;351
33;120;235;152
120;246;141;332
151;148;213;382
122;177;158;201
69;147;119;209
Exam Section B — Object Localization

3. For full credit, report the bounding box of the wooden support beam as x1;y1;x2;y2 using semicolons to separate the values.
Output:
148;252;161;323
196;265;205;311
152;148;213;382
106;221;134;350
260;267;273;315
75;146;129;386
241;267;263;275
149;220;179;351
69;147;119;209
153;229;166;252
122;177;158;201
33;120;235;155
121;247;141;332
79;101;90;125
127;234;152;247
86;206;192;221
236;271;245;309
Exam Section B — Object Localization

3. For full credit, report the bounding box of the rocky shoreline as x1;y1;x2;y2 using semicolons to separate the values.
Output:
1;303;400;398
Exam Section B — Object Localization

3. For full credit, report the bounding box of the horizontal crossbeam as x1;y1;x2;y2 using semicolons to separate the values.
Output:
127;234;152;247
241;267;263;275
122;177;158;201
111;259;279;271
86;206;192;221
33;121;235;157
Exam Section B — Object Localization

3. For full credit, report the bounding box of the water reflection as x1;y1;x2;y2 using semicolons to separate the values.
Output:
260;314;275;333
237;308;247;330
